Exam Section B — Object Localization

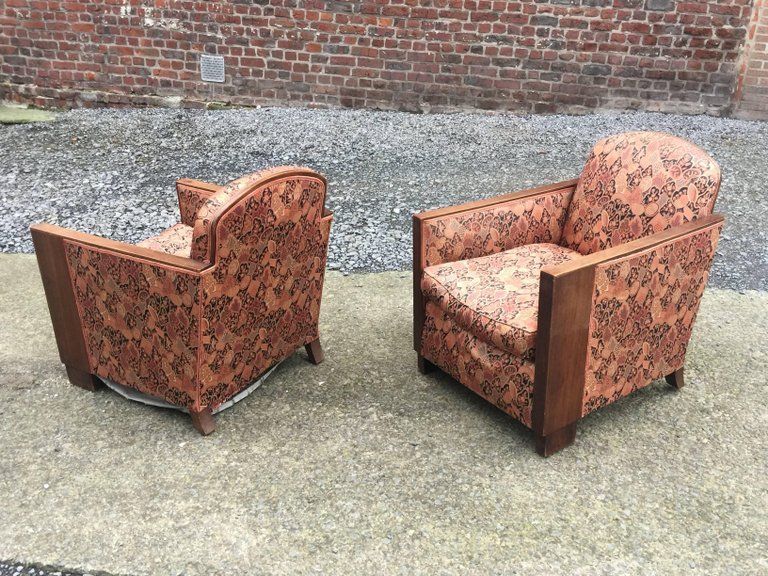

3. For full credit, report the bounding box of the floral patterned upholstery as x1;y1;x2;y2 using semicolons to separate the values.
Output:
421;302;536;427
422;243;580;359
135;223;193;257
561;131;720;255
415;131;724;454
190;166;306;265
582;224;722;416
35;167;333;433
422;188;573;268
176;180;221;226
64;243;201;408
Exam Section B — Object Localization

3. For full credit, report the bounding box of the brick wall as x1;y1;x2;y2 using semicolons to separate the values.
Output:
0;0;759;115
735;0;767;119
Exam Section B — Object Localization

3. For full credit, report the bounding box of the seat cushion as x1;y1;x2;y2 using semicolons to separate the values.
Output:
136;223;193;257
421;243;581;359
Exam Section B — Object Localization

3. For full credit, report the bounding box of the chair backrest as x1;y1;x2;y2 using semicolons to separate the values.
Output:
560;131;721;255
190;166;328;265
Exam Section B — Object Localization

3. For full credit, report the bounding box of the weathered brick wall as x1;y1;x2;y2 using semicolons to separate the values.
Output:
0;0;758;115
735;0;767;119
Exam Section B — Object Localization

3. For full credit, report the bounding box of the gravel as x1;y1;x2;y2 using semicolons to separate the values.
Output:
0;562;90;576
0;107;766;289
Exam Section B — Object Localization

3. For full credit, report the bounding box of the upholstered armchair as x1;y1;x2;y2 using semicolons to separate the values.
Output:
413;132;724;456
32;166;333;434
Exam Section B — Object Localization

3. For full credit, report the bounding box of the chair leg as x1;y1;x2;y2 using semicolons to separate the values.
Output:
665;367;685;389
417;354;435;374
190;408;215;435
65;365;102;392
535;422;577;457
305;338;324;365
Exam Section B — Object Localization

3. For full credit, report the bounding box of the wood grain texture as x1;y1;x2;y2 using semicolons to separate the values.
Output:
417;354;435;374
190;408;215;435
665;368;685;389
65;365;102;392
305;339;324;365
535;422;577;457
413;212;426;351
533;264;595;439
414;179;579;221
176;178;221;193
532;213;724;448
543;214;726;276
31;225;92;372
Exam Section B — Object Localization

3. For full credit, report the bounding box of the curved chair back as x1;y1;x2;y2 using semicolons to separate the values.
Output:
561;131;721;255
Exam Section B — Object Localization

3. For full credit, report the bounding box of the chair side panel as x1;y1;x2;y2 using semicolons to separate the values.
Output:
198;176;332;409
582;222;723;416
64;241;202;409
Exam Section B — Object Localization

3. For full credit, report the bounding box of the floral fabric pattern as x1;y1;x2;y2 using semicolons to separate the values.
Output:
135;223;193;257
197;175;331;407
63;168;331;413
422;243;580;358
422;189;573;268
191;166;304;264
177;181;221;226
582;224;722;416
561;131;720;255
421;302;536;428
64;242;201;409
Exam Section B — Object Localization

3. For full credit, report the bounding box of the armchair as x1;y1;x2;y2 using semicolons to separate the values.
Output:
413;132;724;456
32;166;333;434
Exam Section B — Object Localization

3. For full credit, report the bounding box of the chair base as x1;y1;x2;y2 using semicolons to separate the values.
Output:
665;367;685;389
191;408;215;435
417;354;435;374
65;365;102;392
305;338;324;364
535;423;577;457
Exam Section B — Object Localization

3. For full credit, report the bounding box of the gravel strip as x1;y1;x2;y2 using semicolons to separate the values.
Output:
0;562;90;576
0;107;766;290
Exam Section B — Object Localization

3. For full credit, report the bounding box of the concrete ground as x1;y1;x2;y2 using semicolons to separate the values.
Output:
0;254;766;575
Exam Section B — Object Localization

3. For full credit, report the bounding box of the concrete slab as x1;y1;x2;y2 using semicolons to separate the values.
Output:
0;254;766;575
0;106;56;124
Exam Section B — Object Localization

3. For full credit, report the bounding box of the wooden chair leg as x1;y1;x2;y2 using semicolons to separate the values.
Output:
535;422;577;457
305;338;324;365
190;408;215;435
65;365;102;392
665;367;685;389
417;354;435;374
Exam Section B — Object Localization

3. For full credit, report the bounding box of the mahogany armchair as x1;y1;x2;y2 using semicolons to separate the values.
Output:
413;132;724;456
32;166;333;434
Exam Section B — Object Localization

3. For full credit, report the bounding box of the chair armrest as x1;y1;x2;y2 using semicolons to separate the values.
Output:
31;223;208;272
412;179;578;350
31;224;205;374
532;214;725;437
176;179;222;226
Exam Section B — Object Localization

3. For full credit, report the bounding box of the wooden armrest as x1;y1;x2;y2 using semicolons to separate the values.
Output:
533;214;725;437
541;214;725;278
31;223;206;380
31;223;209;272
